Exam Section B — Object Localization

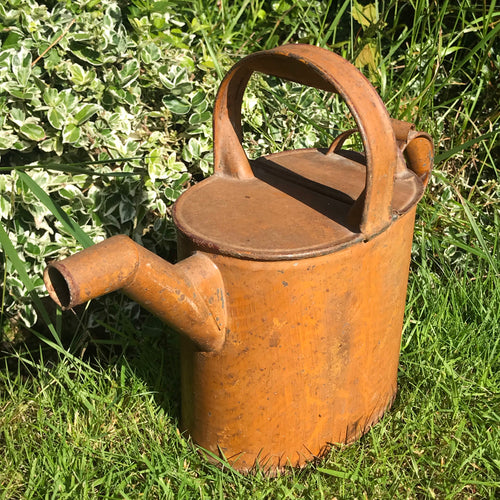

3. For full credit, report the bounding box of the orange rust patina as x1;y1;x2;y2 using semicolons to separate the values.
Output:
44;44;433;473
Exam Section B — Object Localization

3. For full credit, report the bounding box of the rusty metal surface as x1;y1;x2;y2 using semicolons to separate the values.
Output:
43;44;434;473
44;235;226;352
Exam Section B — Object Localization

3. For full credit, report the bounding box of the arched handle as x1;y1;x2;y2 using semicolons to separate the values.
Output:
213;44;399;237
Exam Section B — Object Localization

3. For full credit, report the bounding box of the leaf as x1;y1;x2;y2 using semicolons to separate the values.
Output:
171;82;193;96
59;184;84;200
74;104;100;126
141;44;161;64
119;199;136;223
70;63;85;84
4;83;35;100
20;123;45;141
62;123;81;144
38;136;64;155
71;32;93;42
151;1;171;12
191;90;206;108
172;172;190;188
48;108;66;130
12;139;31;151
162;96;191;115
0;195;11;218
166;152;185;171
352;0;377;28
355;42;380;72
24;240;41;257
0;130;18;150
2;29;22;50
104;4;122;27
119;59;140;87
186;137;201;159
43;88;61;107
147;148;165;182
164;186;180;201
69;41;103;66
69;64;96;86
60;90;79;112
11;49;32;87
188;111;211;125
9;107;26;127
152;16;167;30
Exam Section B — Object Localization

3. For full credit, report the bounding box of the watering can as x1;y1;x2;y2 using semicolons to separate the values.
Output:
44;44;433;472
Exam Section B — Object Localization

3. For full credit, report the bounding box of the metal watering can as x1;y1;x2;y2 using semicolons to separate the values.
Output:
44;44;433;472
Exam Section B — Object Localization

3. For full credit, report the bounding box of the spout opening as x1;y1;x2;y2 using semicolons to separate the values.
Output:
44;266;72;309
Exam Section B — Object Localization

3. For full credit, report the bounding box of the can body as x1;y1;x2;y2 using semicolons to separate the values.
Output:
178;207;416;472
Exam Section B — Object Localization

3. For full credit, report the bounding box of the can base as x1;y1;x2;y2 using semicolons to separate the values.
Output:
195;388;398;475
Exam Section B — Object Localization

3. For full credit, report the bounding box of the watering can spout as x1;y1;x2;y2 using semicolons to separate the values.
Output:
43;235;226;352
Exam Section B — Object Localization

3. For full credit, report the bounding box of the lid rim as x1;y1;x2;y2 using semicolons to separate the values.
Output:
174;225;364;261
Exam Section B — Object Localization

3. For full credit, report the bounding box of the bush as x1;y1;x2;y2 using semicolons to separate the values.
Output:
0;0;498;333
0;0;218;326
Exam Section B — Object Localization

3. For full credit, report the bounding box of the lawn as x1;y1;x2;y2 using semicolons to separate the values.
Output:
1;0;499;498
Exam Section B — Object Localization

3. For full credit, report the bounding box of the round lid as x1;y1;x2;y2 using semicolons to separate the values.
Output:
173;148;424;260
173;45;432;260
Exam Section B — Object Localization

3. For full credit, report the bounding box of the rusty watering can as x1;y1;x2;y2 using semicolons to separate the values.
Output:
44;44;433;472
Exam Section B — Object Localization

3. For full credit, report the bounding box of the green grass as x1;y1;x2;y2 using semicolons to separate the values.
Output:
1;244;498;498
1;0;499;498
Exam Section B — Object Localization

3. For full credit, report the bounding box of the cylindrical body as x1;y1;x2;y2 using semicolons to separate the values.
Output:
178;207;416;472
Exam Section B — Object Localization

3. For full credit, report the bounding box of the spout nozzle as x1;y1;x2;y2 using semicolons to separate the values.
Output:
44;265;72;309
43;235;139;310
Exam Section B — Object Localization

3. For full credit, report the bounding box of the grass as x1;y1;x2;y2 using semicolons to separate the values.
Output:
1;0;500;498
1;242;498;498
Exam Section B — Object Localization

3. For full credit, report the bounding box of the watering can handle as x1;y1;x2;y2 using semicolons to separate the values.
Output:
213;44;398;237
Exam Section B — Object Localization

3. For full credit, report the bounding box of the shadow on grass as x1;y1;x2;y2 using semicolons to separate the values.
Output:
0;295;183;423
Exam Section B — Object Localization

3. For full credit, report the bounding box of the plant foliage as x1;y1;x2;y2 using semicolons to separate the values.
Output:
0;0;217;325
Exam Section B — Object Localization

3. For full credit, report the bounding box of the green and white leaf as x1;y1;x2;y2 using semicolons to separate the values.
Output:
74;104;100;126
19;123;45;141
48;107;66;130
11;49;32;87
62;123;81;143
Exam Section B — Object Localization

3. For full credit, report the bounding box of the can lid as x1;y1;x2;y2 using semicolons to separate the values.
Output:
173;147;424;260
173;45;432;260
